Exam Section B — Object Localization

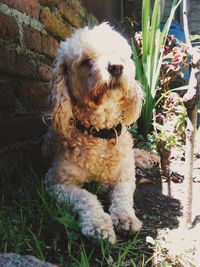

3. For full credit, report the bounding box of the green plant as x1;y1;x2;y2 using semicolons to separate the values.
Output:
159;34;190;90
148;91;187;152
132;31;190;151
132;0;182;138
148;33;190;153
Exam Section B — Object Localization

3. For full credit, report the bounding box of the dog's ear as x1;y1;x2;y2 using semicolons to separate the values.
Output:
50;48;74;137
123;80;145;125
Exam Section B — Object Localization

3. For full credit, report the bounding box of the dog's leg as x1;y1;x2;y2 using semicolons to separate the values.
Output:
45;171;116;243
109;180;142;233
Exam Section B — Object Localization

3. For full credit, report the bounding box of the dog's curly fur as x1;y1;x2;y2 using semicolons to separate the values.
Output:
42;23;144;243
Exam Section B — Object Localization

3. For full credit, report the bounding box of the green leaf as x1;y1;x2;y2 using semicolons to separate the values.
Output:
142;0;150;66
131;39;143;83
160;0;182;45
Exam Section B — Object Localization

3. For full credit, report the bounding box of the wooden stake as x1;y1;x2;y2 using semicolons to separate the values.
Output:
182;0;200;228
183;47;200;228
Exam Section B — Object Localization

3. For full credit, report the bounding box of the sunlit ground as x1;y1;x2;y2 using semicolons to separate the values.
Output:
152;128;200;266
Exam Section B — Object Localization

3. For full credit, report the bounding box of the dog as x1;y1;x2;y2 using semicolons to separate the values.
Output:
42;23;144;243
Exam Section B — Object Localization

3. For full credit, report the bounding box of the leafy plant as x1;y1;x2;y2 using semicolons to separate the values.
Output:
159;34;190;90
132;0;182;138
149;32;190;153
149;91;187;152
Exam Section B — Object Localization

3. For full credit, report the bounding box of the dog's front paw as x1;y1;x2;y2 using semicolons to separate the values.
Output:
110;208;142;234
81;212;116;243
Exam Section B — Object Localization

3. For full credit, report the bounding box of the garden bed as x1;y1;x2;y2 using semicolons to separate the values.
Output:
137;129;200;266
0;130;199;267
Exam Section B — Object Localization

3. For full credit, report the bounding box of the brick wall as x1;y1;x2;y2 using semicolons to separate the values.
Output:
0;0;97;171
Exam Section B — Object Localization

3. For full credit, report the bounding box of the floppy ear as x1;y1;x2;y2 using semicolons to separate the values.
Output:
123;80;145;125
50;48;74;137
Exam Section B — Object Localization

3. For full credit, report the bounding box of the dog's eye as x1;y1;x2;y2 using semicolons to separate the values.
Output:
80;58;92;67
130;54;134;60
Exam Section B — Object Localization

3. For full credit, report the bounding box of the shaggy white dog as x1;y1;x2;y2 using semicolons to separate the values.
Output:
42;23;144;243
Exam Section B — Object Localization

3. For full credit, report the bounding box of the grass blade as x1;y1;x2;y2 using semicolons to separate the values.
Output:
28;229;45;261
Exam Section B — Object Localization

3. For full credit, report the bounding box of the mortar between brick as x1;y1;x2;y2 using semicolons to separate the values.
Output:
0;3;46;33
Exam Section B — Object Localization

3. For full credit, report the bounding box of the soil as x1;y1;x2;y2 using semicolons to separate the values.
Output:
134;129;200;266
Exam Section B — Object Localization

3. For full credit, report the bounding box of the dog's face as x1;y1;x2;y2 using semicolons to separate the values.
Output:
62;23;136;104
53;23;143;130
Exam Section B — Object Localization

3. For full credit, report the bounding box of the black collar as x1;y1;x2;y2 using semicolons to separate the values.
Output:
75;120;122;139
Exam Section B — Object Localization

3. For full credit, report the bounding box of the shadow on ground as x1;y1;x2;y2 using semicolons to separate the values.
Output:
133;178;182;265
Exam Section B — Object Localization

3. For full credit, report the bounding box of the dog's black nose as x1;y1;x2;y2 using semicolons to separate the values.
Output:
108;64;123;77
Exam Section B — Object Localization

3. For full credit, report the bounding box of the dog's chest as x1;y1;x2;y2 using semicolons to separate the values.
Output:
69;131;134;183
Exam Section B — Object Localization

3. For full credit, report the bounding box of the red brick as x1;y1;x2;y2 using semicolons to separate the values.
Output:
58;2;83;27
23;27;42;53
0;115;46;148
0;79;17;110
23;26;59;58
38;63;52;81
0;13;19;42
17;81;50;110
67;0;84;17
0;46;39;79
42;38;59;58
1;0;40;19
38;0;61;7
40;7;72;40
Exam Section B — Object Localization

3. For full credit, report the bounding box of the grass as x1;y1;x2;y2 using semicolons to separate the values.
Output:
0;166;150;267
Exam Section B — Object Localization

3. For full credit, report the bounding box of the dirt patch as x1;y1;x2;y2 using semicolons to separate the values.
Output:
135;135;200;266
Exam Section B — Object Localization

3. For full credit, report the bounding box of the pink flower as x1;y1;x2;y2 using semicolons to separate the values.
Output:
172;54;181;62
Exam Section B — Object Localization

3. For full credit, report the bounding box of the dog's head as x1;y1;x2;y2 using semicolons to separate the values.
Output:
50;23;144;136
